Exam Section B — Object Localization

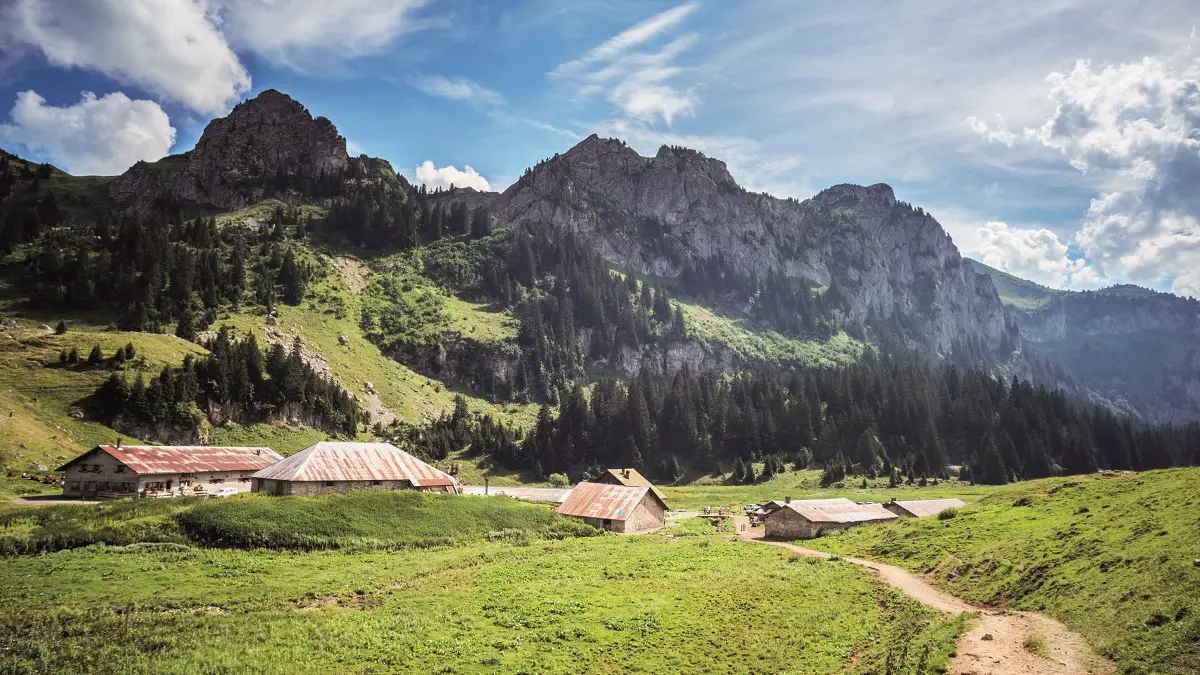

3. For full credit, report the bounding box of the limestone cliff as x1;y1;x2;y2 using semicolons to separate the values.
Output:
493;135;1017;359
110;90;348;215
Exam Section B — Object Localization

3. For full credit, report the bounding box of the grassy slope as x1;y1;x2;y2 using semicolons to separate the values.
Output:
966;258;1060;310
678;299;865;367
663;468;993;510
0;535;962;674
808;469;1200;674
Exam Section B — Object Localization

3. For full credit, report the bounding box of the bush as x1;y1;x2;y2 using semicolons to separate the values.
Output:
54;320;66;335
547;473;569;488
936;508;958;520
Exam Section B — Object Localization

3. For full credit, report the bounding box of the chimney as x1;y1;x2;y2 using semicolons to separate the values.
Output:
785;496;791;504
623;469;630;478
255;449;261;456
116;438;122;449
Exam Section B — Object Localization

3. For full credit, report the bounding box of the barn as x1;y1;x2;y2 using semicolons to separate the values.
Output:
764;498;898;539
593;468;667;502
884;498;966;518
58;444;282;499
250;441;460;496
557;482;667;533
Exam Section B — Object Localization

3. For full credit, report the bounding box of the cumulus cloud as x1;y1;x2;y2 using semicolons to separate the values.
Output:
973;221;1095;288
410;75;504;108
0;91;176;175
221;0;426;68
414;161;492;192
551;3;699;125
965;114;1016;146
1;0;249;115
1023;49;1200;297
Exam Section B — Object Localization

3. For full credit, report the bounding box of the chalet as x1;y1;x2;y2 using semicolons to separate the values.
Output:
594;467;667;502
58;444;282;499
884;498;966;518
557;482;667;533
764;498;897;539
251;441;460;496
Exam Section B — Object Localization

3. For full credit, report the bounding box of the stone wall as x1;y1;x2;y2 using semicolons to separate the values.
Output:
251;479;457;497
622;493;667;533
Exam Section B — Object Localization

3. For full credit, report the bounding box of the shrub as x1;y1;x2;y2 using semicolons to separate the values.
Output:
54;320;66;335
547;473;569;488
936;508;959;520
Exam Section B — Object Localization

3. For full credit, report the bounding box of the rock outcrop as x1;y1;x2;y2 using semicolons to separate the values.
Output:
493;135;1017;358
110;90;348;215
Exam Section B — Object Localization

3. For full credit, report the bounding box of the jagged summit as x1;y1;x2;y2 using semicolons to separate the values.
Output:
110;89;349;215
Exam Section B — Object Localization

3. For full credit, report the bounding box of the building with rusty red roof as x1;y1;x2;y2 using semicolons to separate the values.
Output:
251;442;459;496
58;443;282;499
556;482;667;533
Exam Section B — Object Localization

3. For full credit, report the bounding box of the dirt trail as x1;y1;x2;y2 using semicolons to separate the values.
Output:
743;535;1113;675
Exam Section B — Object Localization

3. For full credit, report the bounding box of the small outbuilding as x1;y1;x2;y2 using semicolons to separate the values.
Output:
594;467;667;502
764;498;898;539
251;441;460;496
58;444;281;499
557;482;667;533
884;498;966;518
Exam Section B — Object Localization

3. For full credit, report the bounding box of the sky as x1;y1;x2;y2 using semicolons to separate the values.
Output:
0;0;1198;298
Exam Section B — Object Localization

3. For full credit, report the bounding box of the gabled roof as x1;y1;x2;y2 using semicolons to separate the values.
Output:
888;498;966;517
59;445;282;475
776;498;898;524
600;468;667;501
251;442;458;487
557;482;663;521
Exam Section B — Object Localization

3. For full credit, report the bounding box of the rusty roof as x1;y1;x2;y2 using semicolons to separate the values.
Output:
778;499;898;525
250;442;458;488
600;468;667;501
557;482;661;521
59;445;282;475
888;498;966;518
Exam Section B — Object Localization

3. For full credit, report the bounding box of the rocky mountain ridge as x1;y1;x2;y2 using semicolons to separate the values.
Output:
493;135;1017;359
110;90;349;215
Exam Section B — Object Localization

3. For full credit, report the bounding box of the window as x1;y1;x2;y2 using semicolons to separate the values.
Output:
324;481;336;487
238;476;250;482
69;481;79;490
209;478;224;484
115;465;126;473
371;480;382;486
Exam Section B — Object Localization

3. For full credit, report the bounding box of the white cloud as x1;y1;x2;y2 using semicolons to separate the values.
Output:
1022;48;1200;296
972;221;1095;288
410;75;504;108
965;114;1017;146
551;3;699;125
0;91;176;175
1;0;249;115
222;0;427;69
414;160;492;192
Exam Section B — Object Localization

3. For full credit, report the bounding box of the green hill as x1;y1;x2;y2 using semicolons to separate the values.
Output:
810;469;1200;674
966;258;1060;310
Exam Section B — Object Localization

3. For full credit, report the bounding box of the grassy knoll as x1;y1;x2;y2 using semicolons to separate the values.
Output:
0;535;963;673
808;469;1200;674
664;467;993;510
0;491;593;554
661;516;733;536
966;258;1059;310
678;299;866;367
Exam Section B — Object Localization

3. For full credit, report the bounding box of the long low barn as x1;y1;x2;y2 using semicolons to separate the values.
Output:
764;498;898;539
884;498;966;518
557;482;667;533
58;444;282;498
251;441;460;496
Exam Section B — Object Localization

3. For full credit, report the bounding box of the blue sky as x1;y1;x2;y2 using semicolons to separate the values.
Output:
1;0;1198;297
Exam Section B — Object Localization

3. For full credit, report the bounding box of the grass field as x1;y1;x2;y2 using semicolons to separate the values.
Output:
0;535;963;673
678;300;866;368
807;469;1200;675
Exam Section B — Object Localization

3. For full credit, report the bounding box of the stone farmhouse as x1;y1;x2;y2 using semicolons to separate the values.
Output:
557;482;667;533
58;444;282;499
764;498;897;539
884;498;966;518
251;441;460;496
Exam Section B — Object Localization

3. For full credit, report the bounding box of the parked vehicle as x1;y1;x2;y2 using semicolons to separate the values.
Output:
211;487;240;498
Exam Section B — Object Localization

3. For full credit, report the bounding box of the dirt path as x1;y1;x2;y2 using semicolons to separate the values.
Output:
743;535;1113;675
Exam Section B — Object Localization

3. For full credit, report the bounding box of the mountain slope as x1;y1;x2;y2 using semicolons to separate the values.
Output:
970;259;1200;423
494;136;1018;360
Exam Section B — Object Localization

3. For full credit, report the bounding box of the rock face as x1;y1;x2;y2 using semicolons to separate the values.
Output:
1008;287;1200;423
110;90;348;215
494;135;1017;358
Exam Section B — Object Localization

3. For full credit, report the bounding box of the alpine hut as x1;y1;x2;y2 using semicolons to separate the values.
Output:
594;468;667;502
250;441;460;496
58;443;281;499
764;498;897;539
557;482;667;533
884;498;966;518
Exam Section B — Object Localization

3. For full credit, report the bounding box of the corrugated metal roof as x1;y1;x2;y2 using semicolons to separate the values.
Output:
60;445;282;475
600;468;667;501
250;442;458;487
557;482;657;521
889;498;966;518
780;499;898;524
